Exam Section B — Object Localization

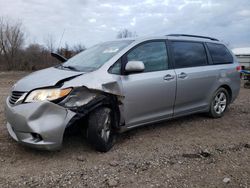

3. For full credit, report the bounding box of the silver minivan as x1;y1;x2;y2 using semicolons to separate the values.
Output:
5;34;241;152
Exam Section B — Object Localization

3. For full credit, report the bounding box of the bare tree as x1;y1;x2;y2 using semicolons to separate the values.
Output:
20;42;61;71
56;43;71;59
0;17;25;70
44;34;55;52
20;43;44;70
117;29;137;39
56;43;86;59
72;43;86;53
0;17;86;71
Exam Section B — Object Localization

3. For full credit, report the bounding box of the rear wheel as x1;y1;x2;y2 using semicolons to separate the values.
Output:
244;81;250;89
208;88;229;118
87;107;116;152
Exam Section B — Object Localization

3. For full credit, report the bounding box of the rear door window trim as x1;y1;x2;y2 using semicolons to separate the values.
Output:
169;40;209;69
205;42;233;65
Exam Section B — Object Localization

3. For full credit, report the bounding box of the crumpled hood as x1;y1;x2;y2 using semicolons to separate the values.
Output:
13;67;83;91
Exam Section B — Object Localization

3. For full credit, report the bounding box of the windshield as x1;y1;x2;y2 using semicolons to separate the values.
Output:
61;40;133;72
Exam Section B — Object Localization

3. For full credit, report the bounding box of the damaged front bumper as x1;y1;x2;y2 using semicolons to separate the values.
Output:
5;98;76;150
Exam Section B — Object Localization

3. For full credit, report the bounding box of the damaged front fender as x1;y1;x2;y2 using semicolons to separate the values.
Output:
59;87;123;129
59;71;126;127
61;69;124;96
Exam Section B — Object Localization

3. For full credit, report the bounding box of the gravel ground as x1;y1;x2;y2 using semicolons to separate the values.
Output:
0;72;249;188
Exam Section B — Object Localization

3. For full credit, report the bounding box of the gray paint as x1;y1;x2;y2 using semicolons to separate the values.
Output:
5;100;75;150
121;69;176;127
125;61;145;72
5;35;241;150
14;67;82;91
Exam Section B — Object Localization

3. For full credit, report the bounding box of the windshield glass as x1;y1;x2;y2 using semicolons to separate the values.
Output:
62;40;133;72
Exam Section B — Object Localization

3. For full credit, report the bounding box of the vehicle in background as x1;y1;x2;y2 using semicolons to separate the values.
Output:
232;47;250;68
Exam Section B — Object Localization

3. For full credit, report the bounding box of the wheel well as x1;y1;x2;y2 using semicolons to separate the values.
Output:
66;93;121;130
83;93;121;130
103;94;121;129
220;85;232;102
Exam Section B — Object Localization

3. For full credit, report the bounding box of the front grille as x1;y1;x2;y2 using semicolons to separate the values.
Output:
9;91;26;105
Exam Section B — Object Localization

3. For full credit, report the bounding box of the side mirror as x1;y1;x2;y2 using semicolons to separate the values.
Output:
125;61;145;73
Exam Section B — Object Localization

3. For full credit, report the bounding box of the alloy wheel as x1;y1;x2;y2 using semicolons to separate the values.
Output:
213;92;227;115
100;110;111;142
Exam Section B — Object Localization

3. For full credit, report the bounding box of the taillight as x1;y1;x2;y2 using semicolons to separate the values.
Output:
236;66;242;72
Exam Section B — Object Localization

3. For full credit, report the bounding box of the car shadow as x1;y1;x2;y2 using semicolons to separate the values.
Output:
20;113;213;155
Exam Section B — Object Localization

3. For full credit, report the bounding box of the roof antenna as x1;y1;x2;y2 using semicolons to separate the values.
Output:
58;29;65;49
51;29;68;62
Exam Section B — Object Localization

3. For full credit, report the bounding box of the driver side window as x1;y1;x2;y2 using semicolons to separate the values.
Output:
126;41;168;73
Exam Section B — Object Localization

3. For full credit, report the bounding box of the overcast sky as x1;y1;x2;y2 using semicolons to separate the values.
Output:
0;0;249;49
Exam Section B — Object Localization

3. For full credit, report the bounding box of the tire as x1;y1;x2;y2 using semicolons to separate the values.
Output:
87;107;116;152
208;88;229;118
244;82;250;89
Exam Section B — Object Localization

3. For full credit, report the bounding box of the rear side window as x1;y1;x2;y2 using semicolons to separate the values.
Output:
126;41;168;72
171;41;208;68
206;43;233;64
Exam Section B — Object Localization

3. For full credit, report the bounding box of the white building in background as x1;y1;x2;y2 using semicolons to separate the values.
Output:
232;47;250;68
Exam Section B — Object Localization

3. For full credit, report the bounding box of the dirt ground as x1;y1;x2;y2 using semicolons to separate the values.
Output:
0;72;249;188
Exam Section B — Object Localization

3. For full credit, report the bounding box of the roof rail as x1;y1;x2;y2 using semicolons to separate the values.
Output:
167;34;219;41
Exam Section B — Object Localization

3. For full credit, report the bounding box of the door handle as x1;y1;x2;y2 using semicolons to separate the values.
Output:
178;72;187;79
163;74;175;81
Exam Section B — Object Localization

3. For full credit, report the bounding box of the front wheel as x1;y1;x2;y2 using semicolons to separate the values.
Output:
208;88;229;118
87;107;116;152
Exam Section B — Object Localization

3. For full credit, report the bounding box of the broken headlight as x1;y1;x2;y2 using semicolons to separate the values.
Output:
25;88;72;103
61;87;97;108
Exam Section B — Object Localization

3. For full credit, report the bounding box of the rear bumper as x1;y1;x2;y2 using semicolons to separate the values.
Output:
5;98;76;150
231;77;241;103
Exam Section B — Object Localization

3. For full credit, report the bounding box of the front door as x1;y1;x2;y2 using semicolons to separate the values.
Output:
121;41;176;127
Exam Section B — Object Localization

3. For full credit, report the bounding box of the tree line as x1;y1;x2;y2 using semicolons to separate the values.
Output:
0;17;137;71
0;18;87;71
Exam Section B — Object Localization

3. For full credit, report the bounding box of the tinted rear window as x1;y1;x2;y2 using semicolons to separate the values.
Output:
172;41;208;68
206;43;233;64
